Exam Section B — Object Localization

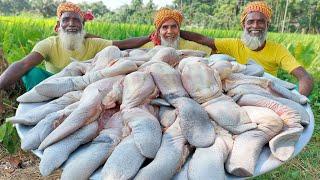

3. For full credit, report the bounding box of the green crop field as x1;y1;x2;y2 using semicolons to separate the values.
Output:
0;16;319;179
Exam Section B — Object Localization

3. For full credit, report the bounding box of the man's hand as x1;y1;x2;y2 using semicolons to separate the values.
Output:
291;66;313;96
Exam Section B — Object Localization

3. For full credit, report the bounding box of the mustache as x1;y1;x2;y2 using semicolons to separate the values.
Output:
160;36;180;49
241;29;267;50
58;29;85;51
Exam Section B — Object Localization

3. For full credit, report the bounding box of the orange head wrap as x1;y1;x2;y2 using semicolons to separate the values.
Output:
56;2;94;21
150;8;183;45
55;2;94;32
241;1;272;23
154;8;184;30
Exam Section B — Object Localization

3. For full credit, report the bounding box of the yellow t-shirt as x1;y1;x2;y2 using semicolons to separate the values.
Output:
214;38;301;75
32;36;112;73
141;38;212;56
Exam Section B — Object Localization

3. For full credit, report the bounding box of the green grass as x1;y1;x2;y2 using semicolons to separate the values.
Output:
0;16;319;179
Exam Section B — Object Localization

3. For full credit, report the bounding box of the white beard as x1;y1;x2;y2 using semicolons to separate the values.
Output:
241;29;267;50
161;36;180;49
58;29;85;51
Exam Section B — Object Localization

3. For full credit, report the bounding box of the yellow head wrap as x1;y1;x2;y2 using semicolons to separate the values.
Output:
241;1;272;23
154;8;184;29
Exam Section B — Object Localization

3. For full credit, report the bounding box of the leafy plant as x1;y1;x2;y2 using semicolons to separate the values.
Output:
0;122;20;154
287;42;317;68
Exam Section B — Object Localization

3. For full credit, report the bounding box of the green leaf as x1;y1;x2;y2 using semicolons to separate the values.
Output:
291;171;299;178
0;123;7;142
5;122;14;134
1;122;20;154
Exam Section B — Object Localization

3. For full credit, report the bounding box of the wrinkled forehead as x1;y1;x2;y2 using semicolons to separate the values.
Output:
60;12;83;22
161;18;179;27
245;11;267;22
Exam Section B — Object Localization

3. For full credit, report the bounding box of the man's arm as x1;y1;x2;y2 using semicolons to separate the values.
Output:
180;30;217;51
112;36;150;50
85;33;102;38
0;52;44;91
291;66;313;96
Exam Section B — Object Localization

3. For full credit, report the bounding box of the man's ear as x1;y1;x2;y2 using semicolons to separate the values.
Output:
54;21;60;32
241;21;245;29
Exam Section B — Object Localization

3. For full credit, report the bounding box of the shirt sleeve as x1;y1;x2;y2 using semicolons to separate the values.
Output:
92;38;113;52
214;38;237;56
140;42;154;48
276;44;301;73
31;38;52;60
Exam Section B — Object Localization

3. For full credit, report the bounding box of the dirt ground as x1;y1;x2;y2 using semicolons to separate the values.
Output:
0;145;61;180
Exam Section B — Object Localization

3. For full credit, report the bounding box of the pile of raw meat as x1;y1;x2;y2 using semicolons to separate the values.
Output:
8;46;310;179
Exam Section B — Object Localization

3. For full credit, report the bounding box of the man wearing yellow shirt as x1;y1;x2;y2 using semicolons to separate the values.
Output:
0;2;149;91
142;7;212;56
182;1;313;96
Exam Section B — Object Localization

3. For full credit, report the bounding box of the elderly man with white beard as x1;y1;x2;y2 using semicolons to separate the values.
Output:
181;1;313;96
0;2;149;91
141;7;212;55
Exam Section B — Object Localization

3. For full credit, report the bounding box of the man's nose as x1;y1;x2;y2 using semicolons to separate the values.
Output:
167;26;174;33
252;21;259;28
68;19;76;26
